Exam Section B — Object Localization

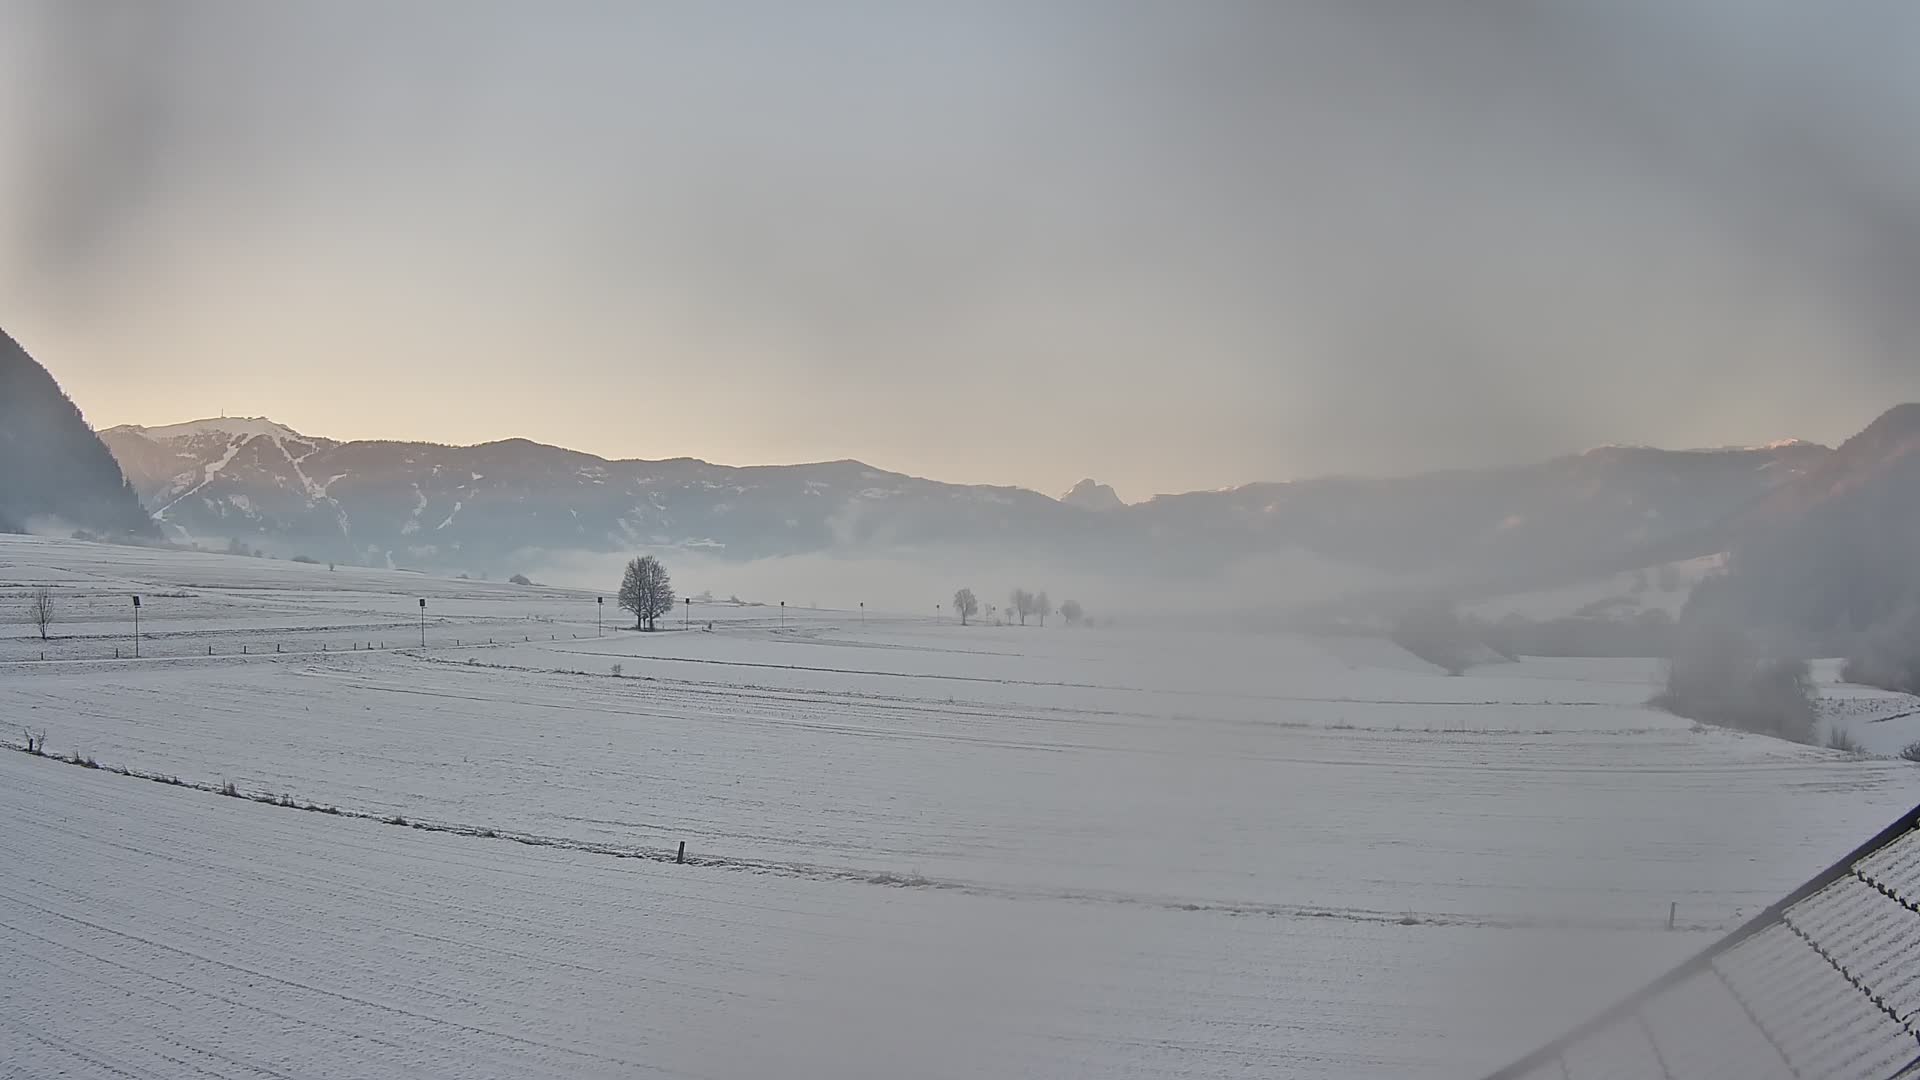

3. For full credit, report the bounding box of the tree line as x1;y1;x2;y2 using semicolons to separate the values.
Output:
949;587;1085;627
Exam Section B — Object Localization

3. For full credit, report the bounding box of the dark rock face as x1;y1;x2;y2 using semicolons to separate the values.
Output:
0;328;154;538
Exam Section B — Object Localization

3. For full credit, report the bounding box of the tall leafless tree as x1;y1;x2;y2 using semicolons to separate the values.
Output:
29;587;53;640
1009;588;1032;625
1035;590;1051;626
952;588;979;626
619;556;675;631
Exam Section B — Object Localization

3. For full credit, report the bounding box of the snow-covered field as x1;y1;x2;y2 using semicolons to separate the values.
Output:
4;534;1918;1078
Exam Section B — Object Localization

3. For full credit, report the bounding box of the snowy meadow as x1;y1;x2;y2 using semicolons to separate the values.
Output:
3;534;1917;1078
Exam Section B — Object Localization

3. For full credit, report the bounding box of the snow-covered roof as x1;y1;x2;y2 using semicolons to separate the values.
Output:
1486;804;1920;1080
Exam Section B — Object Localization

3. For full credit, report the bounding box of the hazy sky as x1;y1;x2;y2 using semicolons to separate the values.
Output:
4;2;1919;498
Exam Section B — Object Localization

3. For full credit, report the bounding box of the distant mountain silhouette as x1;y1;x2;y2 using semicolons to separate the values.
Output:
1687;403;1920;649
0;328;154;537
1060;478;1125;511
103;414;1830;586
102;418;1080;568
1124;441;1827;584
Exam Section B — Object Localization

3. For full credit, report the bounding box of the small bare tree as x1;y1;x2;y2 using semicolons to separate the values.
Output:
1059;599;1084;626
29;587;53;641
619;555;675;631
1035;590;1051;626
952;588;979;626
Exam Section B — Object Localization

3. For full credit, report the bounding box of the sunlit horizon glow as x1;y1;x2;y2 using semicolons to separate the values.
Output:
6;3;1920;499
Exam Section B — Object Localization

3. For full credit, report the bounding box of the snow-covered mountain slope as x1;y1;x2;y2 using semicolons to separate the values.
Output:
1129;441;1829;583
1681;403;1920;649
101;417;1835;579
101;420;1076;567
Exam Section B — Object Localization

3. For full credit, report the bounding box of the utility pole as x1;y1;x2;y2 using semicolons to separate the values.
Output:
131;595;141;658
684;596;690;630
859;601;865;628
418;598;426;648
597;596;604;637
780;600;785;627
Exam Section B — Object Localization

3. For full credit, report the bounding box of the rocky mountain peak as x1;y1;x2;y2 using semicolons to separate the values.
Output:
1060;478;1124;511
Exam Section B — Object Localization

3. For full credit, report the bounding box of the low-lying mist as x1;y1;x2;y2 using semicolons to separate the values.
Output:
512;543;1387;624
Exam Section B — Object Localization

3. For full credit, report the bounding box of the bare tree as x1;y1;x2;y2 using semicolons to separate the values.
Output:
619;556;675;631
1009;588;1033;625
1035;590;1051;626
1059;599;1084;626
29;587;53;640
952;588;979;626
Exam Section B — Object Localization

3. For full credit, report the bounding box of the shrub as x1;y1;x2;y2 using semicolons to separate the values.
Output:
1654;622;1816;743
1825;726;1863;754
220;780;239;797
1901;741;1920;764
508;573;533;586
290;554;320;564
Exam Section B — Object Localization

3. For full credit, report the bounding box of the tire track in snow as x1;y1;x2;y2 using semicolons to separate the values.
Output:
2;743;1736;935
0;902;674;1076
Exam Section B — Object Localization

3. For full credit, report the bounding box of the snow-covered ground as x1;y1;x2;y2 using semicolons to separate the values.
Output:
1814;658;1920;757
1468;554;1725;622
3;534;1918;1078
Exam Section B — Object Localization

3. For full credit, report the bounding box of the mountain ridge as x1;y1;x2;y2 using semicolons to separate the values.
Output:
99;416;1076;569
1678;401;1920;650
104;415;1842;508
99;413;1842;584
